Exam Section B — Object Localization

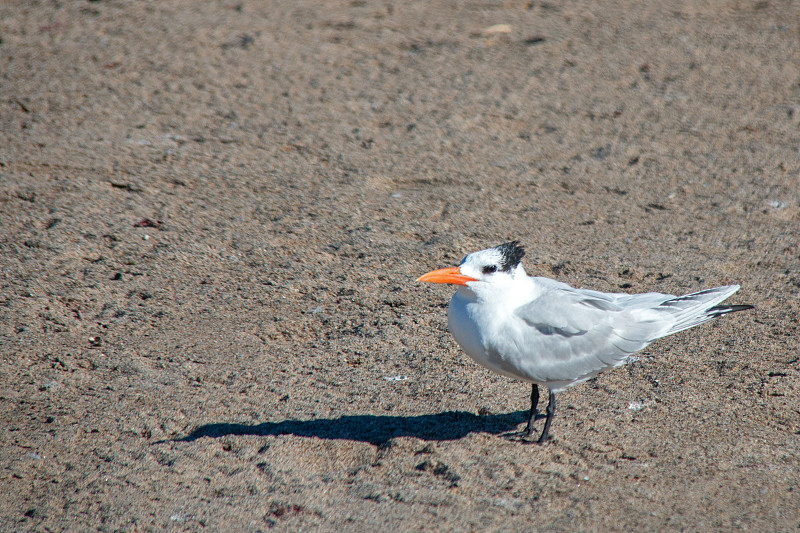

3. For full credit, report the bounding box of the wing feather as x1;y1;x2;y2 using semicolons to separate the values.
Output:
511;286;675;387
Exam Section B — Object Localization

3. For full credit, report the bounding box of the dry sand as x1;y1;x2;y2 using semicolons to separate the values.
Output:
1;1;799;530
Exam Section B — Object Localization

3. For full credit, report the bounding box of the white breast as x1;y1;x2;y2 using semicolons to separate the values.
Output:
447;287;540;384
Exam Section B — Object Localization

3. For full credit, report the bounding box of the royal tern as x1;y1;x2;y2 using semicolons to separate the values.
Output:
417;241;753;444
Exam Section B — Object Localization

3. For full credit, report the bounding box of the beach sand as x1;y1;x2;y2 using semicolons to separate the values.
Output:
2;1;799;530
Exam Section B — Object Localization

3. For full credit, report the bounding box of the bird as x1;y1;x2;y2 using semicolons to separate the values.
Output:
417;241;753;444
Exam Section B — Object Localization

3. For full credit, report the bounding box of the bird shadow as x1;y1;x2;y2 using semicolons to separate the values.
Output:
178;410;530;446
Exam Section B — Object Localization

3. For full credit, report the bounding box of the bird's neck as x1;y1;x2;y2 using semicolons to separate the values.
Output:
467;271;536;311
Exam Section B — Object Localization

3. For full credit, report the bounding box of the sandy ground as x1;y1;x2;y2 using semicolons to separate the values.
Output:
2;0;799;530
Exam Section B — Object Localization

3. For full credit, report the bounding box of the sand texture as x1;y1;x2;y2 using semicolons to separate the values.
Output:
2;1;799;531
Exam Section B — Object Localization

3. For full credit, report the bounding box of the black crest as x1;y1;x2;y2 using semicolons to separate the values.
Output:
496;241;525;272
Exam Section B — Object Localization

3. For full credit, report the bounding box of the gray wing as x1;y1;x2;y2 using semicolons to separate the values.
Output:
511;284;677;386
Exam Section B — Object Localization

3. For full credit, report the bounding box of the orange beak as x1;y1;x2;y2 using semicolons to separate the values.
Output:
416;266;478;286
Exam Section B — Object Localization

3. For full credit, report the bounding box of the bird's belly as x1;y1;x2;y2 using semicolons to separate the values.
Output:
447;293;538;383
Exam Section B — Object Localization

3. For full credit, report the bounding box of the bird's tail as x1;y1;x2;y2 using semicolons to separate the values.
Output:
660;285;754;336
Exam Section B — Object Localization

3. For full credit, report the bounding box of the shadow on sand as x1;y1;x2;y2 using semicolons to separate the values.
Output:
179;410;529;445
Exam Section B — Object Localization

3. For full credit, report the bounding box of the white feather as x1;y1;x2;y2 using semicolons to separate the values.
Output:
445;248;747;393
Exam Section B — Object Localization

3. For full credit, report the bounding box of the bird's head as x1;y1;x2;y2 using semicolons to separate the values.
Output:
417;241;527;287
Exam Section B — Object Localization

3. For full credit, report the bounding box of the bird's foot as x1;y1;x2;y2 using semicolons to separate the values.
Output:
523;430;551;445
503;424;536;442
502;426;552;445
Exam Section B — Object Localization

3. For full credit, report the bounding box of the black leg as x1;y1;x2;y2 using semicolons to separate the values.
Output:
536;390;556;445
523;384;539;438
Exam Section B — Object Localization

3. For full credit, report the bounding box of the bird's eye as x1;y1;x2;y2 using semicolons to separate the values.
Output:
482;265;498;275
